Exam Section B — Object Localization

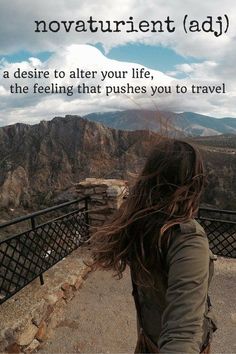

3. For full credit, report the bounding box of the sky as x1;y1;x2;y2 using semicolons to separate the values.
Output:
0;0;236;126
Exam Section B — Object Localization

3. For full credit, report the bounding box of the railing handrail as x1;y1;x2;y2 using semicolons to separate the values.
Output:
1;201;235;230
0;206;88;245
199;207;236;216
0;196;90;230
197;216;236;225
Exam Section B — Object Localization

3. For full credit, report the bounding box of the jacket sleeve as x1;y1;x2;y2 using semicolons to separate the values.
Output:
158;227;210;354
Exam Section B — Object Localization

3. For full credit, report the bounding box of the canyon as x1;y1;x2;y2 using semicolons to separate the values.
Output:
0;113;236;223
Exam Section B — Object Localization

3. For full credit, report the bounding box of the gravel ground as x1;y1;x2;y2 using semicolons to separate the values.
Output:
38;256;236;354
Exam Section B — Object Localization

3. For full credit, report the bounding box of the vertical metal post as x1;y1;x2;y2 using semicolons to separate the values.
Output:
197;208;201;219
31;216;45;286
39;274;44;285
85;196;90;239
30;216;36;230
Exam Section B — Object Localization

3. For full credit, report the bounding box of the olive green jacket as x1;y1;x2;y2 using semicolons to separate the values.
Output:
133;219;218;354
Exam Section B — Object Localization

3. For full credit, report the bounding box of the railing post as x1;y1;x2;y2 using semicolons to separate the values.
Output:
39;274;44;286
198;208;201;219
30;216;36;230
31;216;44;286
85;196;90;237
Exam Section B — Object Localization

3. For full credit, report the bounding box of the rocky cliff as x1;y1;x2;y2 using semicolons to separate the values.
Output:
0;115;236;215
0;116;158;211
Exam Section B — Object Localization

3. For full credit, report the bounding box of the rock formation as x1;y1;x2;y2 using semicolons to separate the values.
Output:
0;115;236;216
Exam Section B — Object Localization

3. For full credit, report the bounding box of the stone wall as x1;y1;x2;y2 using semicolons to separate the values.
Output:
76;178;129;230
0;247;92;353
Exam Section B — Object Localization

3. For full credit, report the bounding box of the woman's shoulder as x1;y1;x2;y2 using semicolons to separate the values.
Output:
166;219;210;269
166;219;209;260
178;218;206;237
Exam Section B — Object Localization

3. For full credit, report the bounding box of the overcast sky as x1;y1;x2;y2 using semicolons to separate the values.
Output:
0;0;235;126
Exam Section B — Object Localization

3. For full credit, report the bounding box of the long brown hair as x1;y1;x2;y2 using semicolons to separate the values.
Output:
88;138;206;287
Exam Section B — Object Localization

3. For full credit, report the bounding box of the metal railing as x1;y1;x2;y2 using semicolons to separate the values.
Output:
198;207;236;258
0;201;235;305
0;197;90;304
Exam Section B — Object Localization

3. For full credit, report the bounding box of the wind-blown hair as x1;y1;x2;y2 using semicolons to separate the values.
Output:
88;139;206;287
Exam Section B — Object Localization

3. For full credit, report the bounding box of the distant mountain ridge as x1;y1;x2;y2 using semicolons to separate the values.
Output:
84;110;236;137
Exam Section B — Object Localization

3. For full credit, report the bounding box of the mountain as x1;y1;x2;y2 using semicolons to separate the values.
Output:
0;115;158;212
0;115;236;218
84;110;236;137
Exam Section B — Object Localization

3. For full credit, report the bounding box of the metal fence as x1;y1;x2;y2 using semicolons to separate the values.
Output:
0;197;90;304
198;207;236;258
0;201;235;305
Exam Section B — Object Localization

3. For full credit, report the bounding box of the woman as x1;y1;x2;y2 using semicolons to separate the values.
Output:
89;138;217;353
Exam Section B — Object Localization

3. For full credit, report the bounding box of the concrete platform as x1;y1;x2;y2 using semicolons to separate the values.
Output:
38;256;236;354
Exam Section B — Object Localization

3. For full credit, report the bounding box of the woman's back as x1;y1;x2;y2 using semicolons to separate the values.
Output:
89;139;218;353
132;219;217;353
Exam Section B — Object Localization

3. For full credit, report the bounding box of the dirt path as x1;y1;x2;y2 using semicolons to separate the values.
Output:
38;257;236;353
